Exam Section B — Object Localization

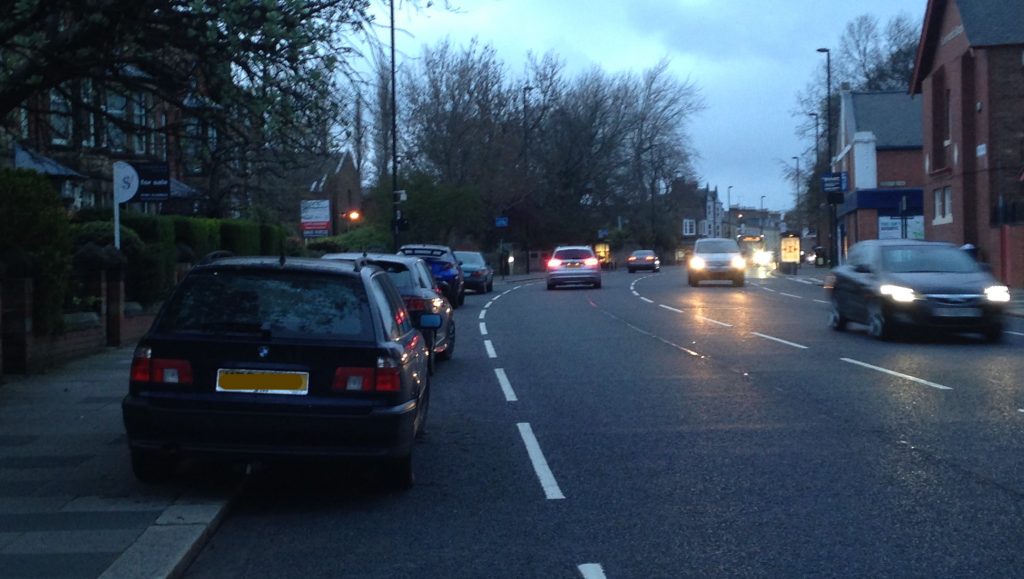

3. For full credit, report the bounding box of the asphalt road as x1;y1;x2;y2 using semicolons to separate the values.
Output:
182;266;1024;578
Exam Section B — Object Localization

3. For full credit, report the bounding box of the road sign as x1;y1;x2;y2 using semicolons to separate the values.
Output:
495;216;509;228
821;172;848;194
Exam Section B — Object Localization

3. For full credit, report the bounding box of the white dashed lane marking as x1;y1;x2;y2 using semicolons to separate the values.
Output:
517;423;565;500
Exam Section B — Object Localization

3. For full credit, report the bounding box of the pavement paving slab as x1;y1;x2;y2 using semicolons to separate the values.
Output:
0;347;239;579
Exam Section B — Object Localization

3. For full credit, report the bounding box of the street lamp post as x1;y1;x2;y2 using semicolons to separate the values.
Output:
760;195;766;235
522;85;533;273
390;0;400;251
727;185;733;238
808;112;819;169
817;47;836;266
792;156;800;231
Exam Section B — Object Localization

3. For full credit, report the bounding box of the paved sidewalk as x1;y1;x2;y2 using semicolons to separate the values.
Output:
0;347;238;579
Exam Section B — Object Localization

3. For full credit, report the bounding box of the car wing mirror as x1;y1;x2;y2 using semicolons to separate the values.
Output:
853;263;872;274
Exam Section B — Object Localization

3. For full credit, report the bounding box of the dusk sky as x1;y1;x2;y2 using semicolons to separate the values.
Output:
375;0;926;213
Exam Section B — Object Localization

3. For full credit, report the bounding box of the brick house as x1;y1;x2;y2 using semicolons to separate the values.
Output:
834;90;925;254
911;0;1024;286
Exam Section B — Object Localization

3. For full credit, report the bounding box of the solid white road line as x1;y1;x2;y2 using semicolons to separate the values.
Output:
751;332;808;349
659;304;683;313
1006;330;1024;337
479;322;488;336
578;563;608;579
640;297;654;304
484;340;497;358
793;278;814;285
779;292;802;299
814;299;829;304
841;357;952;390
696;315;732;327
762;287;777;293
495;368;517;401
517;423;565;500
479;310;487;320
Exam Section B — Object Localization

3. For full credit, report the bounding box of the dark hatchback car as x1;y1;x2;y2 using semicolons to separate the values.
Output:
323;252;455;372
454;250;494;293
398;244;465;307
826;239;1010;342
626;249;661;273
121;257;438;488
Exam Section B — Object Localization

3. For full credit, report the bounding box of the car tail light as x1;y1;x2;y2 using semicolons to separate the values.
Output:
547;258;562;269
404;297;428;311
331;356;401;392
583;257;599;267
130;346;193;385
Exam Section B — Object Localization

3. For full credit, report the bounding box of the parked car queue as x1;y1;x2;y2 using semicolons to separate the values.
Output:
121;244;499;490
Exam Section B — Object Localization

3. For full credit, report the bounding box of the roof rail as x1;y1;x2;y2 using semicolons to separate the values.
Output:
199;250;234;265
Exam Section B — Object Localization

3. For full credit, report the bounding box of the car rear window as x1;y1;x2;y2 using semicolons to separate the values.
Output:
156;270;373;340
696;240;740;253
553;248;593;260
368;262;416;291
455;252;485;265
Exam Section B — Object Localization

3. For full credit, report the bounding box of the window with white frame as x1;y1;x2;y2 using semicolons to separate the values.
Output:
80;80;96;148
682;218;696;236
155;112;168;161
933;186;953;224
104;91;127;151
131;92;153;154
49;89;72;145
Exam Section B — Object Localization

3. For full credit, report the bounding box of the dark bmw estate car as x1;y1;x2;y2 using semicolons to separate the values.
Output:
121;257;439;488
825;239;1010;342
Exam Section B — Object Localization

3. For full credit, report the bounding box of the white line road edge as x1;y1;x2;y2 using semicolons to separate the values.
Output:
494;368;518;401
479;310;487;320
484;340;497;358
640;297;654;304
659;304;683;313
517;423;565;500
751;332;808;349
779;292;802;299
479;322;488;336
578;563;608;579
841;357;952;390
696;315;732;327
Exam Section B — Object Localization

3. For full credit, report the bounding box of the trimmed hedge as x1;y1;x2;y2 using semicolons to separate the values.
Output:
0;169;71;334
260;223;285;255
172;216;219;261
219;220;261;256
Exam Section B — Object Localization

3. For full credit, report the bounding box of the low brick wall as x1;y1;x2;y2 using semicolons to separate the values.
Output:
1;269;159;375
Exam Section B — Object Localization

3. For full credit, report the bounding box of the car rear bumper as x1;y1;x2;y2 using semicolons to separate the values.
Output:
122;394;417;460
547;270;601;285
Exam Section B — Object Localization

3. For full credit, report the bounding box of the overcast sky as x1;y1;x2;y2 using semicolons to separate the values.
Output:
380;0;926;212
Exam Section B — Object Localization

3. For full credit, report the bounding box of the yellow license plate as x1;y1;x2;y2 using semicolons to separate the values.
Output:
216;370;309;395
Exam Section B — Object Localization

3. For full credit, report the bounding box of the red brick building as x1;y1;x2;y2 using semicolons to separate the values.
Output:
911;0;1024;286
834;90;925;255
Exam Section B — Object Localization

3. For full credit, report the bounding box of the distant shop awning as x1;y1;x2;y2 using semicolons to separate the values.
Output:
13;144;83;178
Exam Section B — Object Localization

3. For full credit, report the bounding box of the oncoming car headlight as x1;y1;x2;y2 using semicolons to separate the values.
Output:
689;256;706;270
752;250;773;266
879;284;917;303
730;256;746;270
985;285;1011;303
